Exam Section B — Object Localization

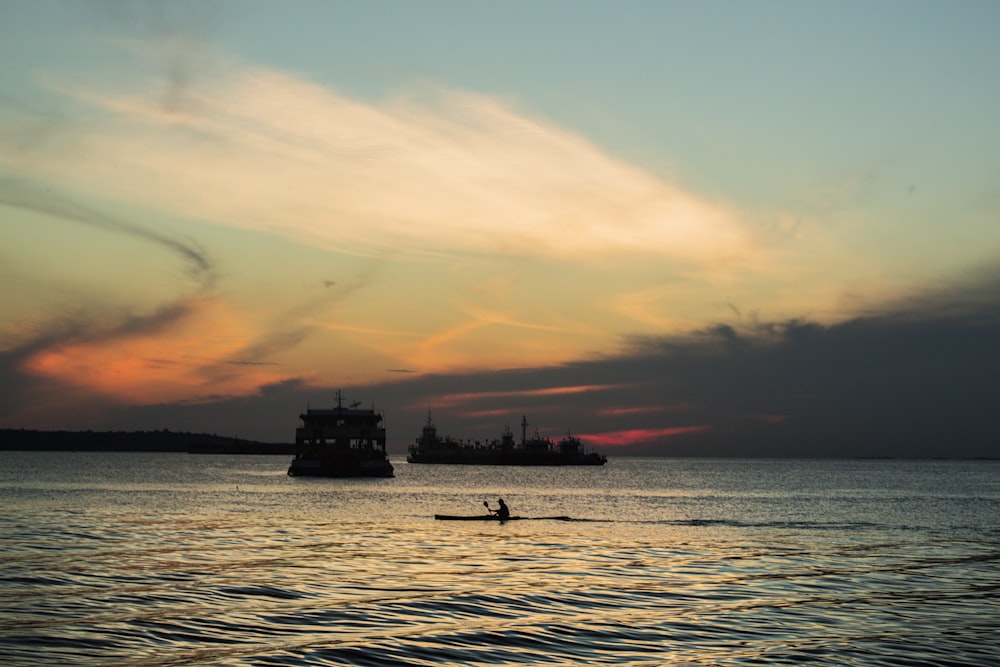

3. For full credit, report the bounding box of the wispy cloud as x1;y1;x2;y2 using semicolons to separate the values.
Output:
22;51;754;269
596;404;693;417
581;426;711;448
421;384;624;410
0;176;213;286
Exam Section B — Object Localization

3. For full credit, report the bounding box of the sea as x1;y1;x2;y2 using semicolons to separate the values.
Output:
1;452;998;667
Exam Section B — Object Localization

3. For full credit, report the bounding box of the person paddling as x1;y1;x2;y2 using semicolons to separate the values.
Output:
491;498;510;520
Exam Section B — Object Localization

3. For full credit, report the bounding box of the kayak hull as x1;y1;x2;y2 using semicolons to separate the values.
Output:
434;514;519;521
434;514;571;521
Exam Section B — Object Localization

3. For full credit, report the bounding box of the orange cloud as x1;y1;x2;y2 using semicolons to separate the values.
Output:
23;299;298;404
596;402;698;417
581;425;710;447
749;413;788;424
421;384;623;409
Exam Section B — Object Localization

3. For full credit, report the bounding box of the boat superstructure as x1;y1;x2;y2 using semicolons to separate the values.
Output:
288;392;394;478
407;414;606;466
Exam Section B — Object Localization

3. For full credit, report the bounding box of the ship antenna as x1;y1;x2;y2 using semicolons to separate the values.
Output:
521;415;528;445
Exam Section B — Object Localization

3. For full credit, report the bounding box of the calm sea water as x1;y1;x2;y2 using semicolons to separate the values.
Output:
1;452;998;666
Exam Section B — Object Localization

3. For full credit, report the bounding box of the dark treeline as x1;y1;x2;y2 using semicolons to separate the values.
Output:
0;429;294;454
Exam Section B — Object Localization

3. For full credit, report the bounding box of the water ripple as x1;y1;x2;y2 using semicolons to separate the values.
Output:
2;454;999;666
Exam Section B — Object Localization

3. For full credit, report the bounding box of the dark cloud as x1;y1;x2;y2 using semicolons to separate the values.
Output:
104;301;201;340
226;361;282;367
0;298;203;427
0;176;213;286
83;0;227;116
108;378;314;441
221;328;308;367
0;327;119;426
0;334;63;421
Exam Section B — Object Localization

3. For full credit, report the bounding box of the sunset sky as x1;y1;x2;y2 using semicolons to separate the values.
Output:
2;1;998;457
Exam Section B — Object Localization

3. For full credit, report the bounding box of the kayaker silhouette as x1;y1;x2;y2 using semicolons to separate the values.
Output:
492;498;510;520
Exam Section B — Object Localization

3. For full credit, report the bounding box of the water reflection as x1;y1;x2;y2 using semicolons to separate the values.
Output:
1;453;998;666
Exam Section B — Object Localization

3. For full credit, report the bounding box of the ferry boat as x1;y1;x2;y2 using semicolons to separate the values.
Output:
407;414;607;466
287;392;394;477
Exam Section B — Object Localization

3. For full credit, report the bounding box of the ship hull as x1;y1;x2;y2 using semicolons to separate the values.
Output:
407;450;606;466
288;456;394;478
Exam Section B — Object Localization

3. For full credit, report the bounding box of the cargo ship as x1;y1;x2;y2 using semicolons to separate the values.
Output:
407;413;606;466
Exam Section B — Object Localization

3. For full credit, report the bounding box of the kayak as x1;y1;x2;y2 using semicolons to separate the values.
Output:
435;514;520;521
434;514;571;521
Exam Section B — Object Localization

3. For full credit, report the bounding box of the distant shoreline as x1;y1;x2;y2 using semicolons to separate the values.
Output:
1;430;995;460
0;429;295;455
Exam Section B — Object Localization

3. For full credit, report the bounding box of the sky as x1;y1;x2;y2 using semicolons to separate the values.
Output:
2;1;999;458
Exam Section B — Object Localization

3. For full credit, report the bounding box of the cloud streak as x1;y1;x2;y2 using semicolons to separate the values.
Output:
28;54;754;269
0;176;212;285
581;426;712;448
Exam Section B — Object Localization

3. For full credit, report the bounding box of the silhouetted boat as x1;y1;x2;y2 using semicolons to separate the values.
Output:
408;414;607;466
287;392;394;478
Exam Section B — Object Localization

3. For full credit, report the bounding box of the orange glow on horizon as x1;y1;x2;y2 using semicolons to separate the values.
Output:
596;406;666;417
595;403;698;417
750;413;788;424
582;425;710;447
418;384;624;409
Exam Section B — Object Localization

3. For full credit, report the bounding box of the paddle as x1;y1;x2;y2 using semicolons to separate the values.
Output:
483;500;491;514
